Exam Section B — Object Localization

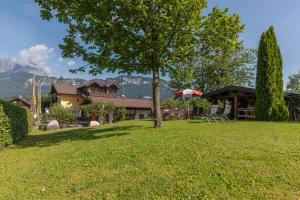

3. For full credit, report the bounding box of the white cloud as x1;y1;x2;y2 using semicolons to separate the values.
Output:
58;57;64;62
67;60;76;66
15;44;54;67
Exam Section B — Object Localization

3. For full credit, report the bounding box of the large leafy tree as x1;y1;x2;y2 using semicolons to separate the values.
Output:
168;65;195;90
196;7;256;92
256;26;289;121
168;7;256;92
35;0;208;128
195;48;256;92
287;71;300;94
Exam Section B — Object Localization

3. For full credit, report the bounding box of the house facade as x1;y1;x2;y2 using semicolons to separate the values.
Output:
50;80;153;122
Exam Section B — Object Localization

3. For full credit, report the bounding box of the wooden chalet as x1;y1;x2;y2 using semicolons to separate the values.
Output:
50;80;153;121
10;97;32;110
204;86;300;121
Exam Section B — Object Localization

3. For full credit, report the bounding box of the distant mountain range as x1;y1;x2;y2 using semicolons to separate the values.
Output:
0;59;173;100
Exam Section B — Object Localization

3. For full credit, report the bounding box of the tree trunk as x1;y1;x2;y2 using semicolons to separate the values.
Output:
152;67;163;128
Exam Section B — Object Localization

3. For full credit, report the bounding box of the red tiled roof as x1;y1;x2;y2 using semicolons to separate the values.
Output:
52;83;80;95
91;96;153;109
53;81;119;94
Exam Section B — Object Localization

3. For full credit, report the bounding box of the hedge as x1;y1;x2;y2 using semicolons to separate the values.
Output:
0;105;12;148
0;100;32;147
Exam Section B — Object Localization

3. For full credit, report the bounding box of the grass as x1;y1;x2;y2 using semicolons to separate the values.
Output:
1;120;300;199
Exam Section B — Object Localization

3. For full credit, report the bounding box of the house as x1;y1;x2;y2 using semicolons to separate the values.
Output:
50;80;153;122
10;96;32;110
204;85;300;121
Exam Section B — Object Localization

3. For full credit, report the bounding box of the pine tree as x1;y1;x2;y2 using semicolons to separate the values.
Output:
256;26;289;121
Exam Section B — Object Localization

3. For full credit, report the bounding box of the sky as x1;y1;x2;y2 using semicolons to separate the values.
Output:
0;0;300;86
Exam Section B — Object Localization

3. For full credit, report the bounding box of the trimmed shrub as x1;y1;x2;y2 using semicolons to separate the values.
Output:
0;100;30;144
0;105;12;148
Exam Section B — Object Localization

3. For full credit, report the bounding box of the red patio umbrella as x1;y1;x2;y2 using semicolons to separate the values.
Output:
176;89;202;98
175;89;202;119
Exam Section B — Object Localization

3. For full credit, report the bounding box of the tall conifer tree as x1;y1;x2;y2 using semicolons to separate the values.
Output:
256;26;289;121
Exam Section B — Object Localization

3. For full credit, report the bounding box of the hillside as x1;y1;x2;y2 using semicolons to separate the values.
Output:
0;71;173;100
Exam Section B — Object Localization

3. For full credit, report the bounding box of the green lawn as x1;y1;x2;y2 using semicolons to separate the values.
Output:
1;120;300;199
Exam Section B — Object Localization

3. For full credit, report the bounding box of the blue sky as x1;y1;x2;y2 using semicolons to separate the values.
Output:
0;0;299;86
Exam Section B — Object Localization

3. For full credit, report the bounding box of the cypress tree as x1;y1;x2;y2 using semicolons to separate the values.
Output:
256;26;289;121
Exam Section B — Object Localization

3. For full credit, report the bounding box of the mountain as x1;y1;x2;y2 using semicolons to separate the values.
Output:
0;58;50;76
0;71;173;100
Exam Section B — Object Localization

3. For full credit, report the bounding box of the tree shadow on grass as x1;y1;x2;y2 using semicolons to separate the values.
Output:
14;125;142;149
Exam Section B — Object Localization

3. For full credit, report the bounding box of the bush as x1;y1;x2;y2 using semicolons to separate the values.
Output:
48;105;76;127
190;98;212;115
82;101;115;120
115;106;126;121
0;105;12;148
0;100;31;145
38;124;47;131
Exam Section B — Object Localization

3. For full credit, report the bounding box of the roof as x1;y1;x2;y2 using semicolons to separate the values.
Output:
52;83;80;95
10;97;32;107
204;85;256;97
204;85;300;99
91;96;153;109
52;81;119;95
285;92;300;98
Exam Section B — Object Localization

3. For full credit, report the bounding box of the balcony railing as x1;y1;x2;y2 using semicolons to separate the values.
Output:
88;91;117;97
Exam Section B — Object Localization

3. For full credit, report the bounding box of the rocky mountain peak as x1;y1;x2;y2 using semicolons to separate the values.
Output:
0;58;50;76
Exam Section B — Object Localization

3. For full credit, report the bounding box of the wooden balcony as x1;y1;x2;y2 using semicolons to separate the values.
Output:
88;91;117;97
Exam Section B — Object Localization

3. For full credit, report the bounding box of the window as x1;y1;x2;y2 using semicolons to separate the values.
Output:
139;114;144;119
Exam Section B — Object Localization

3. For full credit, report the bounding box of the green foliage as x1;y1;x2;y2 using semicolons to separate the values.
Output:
168;7;256;92
82;97;92;105
163;97;211;115
287;70;300;94
48;105;76;127
41;96;51;113
82;101;115;120
163;98;177;109
256;26;289;121
0;100;30;145
196;7;256;92
26;109;34;132
38;124;47;131
115;107;126;121
168;66;195;90
35;0;208;128
217;100;231;109
0;105;12;148
190;98;212;115
195;48;257;92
